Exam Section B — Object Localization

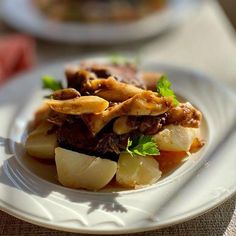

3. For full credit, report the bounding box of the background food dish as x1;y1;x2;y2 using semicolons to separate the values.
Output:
0;59;235;233
0;0;201;44
34;0;166;23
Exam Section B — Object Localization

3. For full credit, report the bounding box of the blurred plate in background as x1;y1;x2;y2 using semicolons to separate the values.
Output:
0;0;201;44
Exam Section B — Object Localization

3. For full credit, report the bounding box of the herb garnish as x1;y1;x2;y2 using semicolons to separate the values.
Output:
42;75;63;91
126;135;160;157
156;75;179;106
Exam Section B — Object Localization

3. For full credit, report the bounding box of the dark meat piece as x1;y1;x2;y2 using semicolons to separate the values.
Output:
57;118;95;153
166;102;202;128
95;132;130;155
65;68;97;94
57;117;131;161
127;114;168;135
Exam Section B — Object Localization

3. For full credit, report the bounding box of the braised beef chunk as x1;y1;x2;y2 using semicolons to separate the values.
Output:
57;117;131;161
57;118;94;153
166;103;202;128
95;132;131;156
127;114;168;135
65;62;146;91
65;69;97;94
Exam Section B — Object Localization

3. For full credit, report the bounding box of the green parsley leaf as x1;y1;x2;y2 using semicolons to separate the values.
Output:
126;135;160;157
42;75;63;91
156;75;179;106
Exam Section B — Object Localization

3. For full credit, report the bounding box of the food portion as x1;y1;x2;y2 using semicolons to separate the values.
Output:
34;0;166;23
25;58;204;191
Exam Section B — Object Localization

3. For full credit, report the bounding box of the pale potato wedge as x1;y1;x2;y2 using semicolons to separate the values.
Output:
153;125;200;152
116;153;162;188
25;122;57;159
55;147;117;190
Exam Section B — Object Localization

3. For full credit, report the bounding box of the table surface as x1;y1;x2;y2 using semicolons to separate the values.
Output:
0;0;236;235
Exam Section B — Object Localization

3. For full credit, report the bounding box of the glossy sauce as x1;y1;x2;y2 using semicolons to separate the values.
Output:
154;151;187;175
155;138;204;175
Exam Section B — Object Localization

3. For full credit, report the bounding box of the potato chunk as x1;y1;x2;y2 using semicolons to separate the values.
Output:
25;122;57;159
116;153;162;188
153;125;200;152
55;147;117;190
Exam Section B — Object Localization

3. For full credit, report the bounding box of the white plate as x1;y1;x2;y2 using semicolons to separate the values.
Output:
0;0;201;44
0;58;236;234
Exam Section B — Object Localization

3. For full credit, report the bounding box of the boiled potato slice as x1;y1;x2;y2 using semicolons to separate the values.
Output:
153;125;200;152
55;147;117;190
25;122;57;159
116;153;162;188
137;158;162;186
